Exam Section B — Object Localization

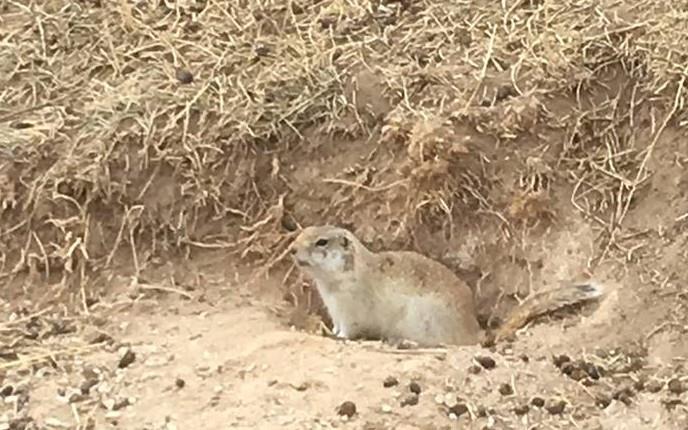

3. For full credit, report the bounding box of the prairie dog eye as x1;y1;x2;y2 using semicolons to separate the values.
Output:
315;238;328;247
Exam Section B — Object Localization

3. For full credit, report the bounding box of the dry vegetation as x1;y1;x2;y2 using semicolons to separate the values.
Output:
1;0;688;428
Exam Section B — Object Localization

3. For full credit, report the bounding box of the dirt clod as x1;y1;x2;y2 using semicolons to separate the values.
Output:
175;68;194;84
467;365;482;374
118;349;136;369
582;362;601;380
8;417;34;430
531;397;545;408
337;401;357;418
498;383;514;396
447;403;469;418
175;378;186;389
663;398;684;411
400;393;419;407
513;404;530;415
612;386;635;405
1;385;14;397
667;378;685;394
408;381;422;395
474;356;496;370
645;380;664;393
545;399;566;415
383;376;399;388
113;398;131;411
552;355;571;368
80;379;99;395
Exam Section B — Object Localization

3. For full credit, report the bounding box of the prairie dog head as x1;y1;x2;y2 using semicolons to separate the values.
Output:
290;225;360;282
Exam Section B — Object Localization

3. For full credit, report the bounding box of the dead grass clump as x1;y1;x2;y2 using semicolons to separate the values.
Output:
380;110;491;229
1;0;687;307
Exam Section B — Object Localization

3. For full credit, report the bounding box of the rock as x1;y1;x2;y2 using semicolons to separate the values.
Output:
513;404;529;415
118;348;136;369
408;381;422;395
668;378;685;394
474;356;496;370
337;401;356;418
613;386;635;405
531;397;545;407
498;383;514;396
175;69;194;84
552;354;571;368
80;379;99;395
400;393;419;407
545;399;566;415
645;379;664;393
447;403;469;418
467;365;482;374
383;376;398;388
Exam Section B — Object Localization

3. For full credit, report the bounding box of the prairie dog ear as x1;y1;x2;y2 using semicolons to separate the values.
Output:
340;235;350;248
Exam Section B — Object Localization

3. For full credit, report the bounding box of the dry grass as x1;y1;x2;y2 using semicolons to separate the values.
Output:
0;0;687;305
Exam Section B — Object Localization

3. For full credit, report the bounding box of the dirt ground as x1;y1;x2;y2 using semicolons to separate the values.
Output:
2;0;688;428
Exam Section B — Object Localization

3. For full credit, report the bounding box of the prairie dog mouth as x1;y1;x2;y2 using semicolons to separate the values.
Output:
295;258;310;267
290;251;311;267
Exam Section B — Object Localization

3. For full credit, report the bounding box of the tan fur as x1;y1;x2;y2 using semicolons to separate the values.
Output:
492;282;603;342
290;225;603;347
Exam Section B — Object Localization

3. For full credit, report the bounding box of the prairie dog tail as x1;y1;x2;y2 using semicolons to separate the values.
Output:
493;282;604;342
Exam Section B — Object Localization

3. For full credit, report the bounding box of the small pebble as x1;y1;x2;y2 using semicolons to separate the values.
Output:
0;385;14;397
513;404;529;415
645;380;664;393
408;381;422;395
383;376;398;388
498;383;514;396
175;68;194;84
663;398;684;411
668;378;685;394
474;356;496;370
381;404;393;413
68;393;88;403
400;393;419;407
613;386;635;405
175;378;185;389
337;401;356;418
80;379;99;395
467;365;482;374
294;382;309;391
545;399;566;415
560;362;575;376
570;368;587;381
552;354;571;368
447;403;469;417
118;349;136;369
582;362;601;380
531;397;545;407
112;398;130;411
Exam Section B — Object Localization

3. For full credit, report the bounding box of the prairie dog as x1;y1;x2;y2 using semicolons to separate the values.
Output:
290;225;603;347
